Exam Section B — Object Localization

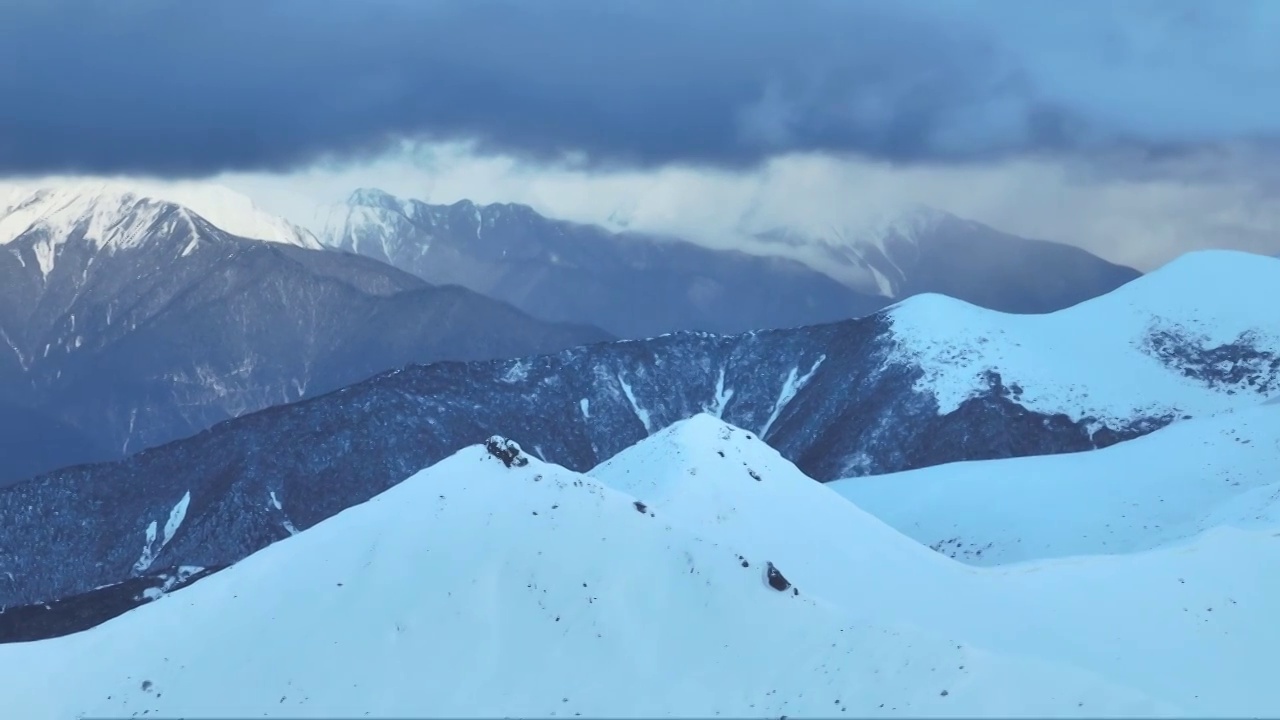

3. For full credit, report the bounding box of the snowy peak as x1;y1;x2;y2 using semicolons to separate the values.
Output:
1;184;176;251
885;249;1280;427
594;413;815;502
591;414;966;622
0;179;322;252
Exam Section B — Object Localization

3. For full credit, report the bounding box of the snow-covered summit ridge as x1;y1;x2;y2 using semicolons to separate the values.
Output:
0;179;322;250
886;249;1280;425
0;438;1173;719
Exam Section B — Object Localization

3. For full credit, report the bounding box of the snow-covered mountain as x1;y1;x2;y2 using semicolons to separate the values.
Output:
1;249;1275;610
752;204;1141;311
3;419;1277;716
319;189;885;337
831;399;1280;565
319;189;1138;338
0;182;609;484
0;435;1166;718
595;416;1280;716
0;180;322;252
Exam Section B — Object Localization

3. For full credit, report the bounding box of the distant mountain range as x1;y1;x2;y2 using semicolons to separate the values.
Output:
320;189;1141;337
0;183;609;484
2;249;1273;611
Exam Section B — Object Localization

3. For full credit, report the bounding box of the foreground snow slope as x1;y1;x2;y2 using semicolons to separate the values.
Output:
832;401;1280;566
0;441;1170;719
593;415;1280;717
888;249;1280;425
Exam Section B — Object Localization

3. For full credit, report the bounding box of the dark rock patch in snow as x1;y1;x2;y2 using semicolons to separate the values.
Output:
485;436;529;468
764;562;792;592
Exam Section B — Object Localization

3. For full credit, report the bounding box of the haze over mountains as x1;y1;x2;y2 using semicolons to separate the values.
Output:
320;188;1141;337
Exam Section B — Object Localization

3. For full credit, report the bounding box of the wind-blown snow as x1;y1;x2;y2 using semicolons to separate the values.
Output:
0;436;1178;719
887;250;1280;424
831;400;1280;566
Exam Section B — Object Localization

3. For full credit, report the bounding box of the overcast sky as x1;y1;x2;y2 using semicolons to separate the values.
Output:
5;0;1280;270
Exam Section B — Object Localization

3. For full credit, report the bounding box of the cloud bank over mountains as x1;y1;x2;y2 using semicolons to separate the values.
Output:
4;0;1280;176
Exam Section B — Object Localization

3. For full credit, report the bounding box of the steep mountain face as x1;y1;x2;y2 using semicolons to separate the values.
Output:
321;190;1140;339
0;185;610;484
0;250;1274;609
754;205;1143;312
320;189;884;337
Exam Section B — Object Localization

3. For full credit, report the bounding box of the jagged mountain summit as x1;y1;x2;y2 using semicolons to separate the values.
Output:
0;434;1180;718
0;183;610;484
752;204;1142;312
319;188;885;337
320;189;1139;338
4;418;1278;716
0;249;1274;610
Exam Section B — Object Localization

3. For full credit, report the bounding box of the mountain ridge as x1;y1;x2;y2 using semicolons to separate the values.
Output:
0;183;611;483
0;249;1273;608
320;188;1140;337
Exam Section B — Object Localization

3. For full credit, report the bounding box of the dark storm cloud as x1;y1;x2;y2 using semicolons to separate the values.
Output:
2;0;1279;176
